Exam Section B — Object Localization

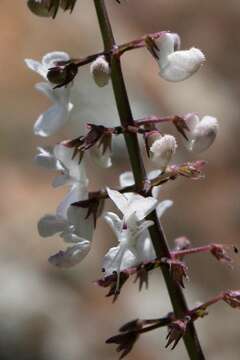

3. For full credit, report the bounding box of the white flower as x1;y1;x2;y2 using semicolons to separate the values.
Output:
25;52;73;137
184;113;219;152
90;56;111;87
34;146;63;171
102;211;154;276
36;144;93;268
106;187;157;222
102;186;172;279
35;144;88;189
155;32;205;82
89;143;112;168
25;52;69;80
52;144;88;188
38;186;94;268
150;134;177;171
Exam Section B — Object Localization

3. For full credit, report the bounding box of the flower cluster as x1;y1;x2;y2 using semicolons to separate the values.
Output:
25;2;239;358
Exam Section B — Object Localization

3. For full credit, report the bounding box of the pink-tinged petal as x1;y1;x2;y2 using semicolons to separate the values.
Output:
34;103;70;137
49;241;91;268
38;214;67;237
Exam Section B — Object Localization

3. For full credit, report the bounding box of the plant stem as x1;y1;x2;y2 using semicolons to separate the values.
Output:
93;1;205;358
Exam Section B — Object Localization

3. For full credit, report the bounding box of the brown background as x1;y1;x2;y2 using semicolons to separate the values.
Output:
0;0;239;359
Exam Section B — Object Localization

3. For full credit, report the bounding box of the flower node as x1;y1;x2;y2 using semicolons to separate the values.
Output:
223;290;240;309
166;317;191;350
162;258;189;288
210;244;233;266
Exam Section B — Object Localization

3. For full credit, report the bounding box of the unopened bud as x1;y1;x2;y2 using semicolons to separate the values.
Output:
47;63;78;86
27;0;58;18
90;56;111;87
184;114;219;152
149;133;177;171
153;32;205;82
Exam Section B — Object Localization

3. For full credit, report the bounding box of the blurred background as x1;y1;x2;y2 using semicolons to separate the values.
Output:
0;0;239;359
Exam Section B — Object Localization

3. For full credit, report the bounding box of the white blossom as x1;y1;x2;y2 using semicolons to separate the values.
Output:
89;143;112;168
155;32;205;82
34;146;63;171
25;52;73;137
102;185;172;278
36;144;93;268
52;144;88;188
184;113;219;152
90;56;111;87
150;134;177;171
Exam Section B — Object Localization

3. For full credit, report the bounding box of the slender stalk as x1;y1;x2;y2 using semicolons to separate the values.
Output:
93;1;205;358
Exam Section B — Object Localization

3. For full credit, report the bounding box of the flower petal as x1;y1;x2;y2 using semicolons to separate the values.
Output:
125;194;158;221
35;82;59;103
34;103;70;137
52;174;70;187
190;116;218;152
90;145;112;168
49;241;91;268
54;144;88;185
161;47;205;82
25;59;46;78
56;184;88;219
156;200;173;218
67;204;94;241
102;245;136;275
119;172;134;187
38;214;67;237
106;188;128;214
34;146;59;170
42;51;70;70
103;212;123;238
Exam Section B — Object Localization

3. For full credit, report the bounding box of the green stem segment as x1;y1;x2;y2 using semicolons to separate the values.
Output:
93;1;205;358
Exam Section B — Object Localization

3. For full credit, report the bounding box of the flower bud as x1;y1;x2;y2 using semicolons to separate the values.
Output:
47;63;78;86
149;133;177;171
153;32;205;82
27;0;58;18
90;56;111;87
184;114;219;152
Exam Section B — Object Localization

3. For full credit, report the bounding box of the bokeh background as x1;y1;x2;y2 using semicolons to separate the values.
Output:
0;0;239;359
